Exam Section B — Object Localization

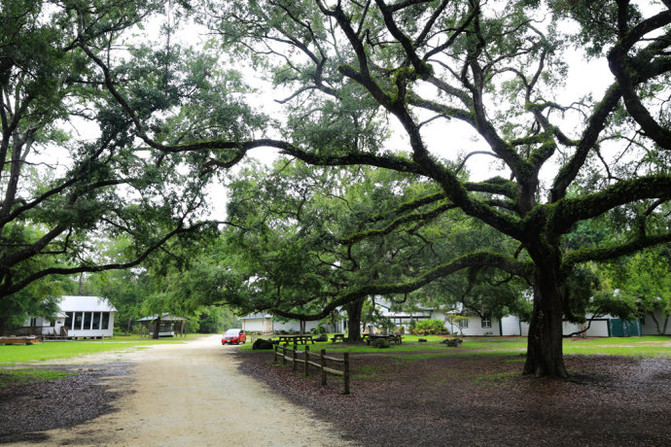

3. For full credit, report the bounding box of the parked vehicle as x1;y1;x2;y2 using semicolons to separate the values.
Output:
221;328;246;345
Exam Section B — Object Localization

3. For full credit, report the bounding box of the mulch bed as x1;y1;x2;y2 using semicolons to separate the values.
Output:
0;363;132;444
236;348;671;447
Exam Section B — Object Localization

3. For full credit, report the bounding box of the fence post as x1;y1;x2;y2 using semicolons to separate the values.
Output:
274;344;278;363
283;343;288;365
343;352;350;395
292;342;298;371
304;345;310;377
320;349;327;386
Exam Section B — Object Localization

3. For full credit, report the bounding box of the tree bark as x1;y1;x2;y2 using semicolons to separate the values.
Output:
346;298;365;342
650;312;661;335
153;316;161;340
523;247;569;378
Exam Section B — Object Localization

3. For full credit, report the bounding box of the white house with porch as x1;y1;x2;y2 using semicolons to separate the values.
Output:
22;295;116;338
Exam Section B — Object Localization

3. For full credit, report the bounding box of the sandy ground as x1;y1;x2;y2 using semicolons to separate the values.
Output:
5;335;358;447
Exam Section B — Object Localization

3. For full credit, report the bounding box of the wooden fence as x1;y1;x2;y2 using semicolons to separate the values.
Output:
274;343;350;394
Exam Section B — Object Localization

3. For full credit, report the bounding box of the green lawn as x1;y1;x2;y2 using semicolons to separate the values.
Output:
241;334;671;357
2;333;668;388
0;334;212;388
0;334;202;365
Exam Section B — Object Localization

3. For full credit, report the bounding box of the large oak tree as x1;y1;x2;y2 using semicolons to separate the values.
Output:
205;0;671;378
0;0;214;331
83;0;671;378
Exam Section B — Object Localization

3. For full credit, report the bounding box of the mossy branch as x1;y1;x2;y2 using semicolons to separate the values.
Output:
564;232;671;266
340;202;455;245
549;176;671;234
269;252;533;321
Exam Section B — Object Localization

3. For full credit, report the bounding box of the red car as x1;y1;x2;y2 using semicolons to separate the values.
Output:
222;328;246;345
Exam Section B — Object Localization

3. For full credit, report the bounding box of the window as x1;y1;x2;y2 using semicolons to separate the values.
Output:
74;312;83;330
102;312;110;330
481;316;492;328
458;319;469;329
65;312;73;329
84;312;93;330
92;312;101;330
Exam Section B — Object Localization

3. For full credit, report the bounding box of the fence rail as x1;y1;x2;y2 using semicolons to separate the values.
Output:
274;343;350;394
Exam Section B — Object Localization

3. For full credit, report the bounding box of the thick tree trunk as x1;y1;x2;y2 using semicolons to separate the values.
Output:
153;316;161;340
523;249;569;378
651;313;669;335
346;298;365;342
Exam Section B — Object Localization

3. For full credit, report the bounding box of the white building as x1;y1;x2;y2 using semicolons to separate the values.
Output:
640;309;671;335
500;314;643;337
23;295;116;339
375;299;502;336
240;313;340;334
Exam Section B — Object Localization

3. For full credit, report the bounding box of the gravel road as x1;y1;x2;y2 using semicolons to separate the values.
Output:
3;335;357;447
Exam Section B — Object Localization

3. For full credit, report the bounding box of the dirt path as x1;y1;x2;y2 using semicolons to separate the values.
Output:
7;335;357;447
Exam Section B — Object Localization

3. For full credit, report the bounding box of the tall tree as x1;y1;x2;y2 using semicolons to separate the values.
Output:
0;0;213;331
89;1;671;377
221;159;518;341
202;1;671;377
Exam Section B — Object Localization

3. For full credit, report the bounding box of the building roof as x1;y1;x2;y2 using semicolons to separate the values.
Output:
240;313;273;320
137;313;189;322
58;295;116;312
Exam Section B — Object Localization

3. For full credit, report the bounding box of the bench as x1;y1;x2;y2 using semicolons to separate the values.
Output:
276;334;315;345
331;333;347;343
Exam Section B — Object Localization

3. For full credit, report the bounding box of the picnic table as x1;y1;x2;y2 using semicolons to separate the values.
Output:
276;334;315;345
0;336;39;345
363;334;403;345
331;333;347;343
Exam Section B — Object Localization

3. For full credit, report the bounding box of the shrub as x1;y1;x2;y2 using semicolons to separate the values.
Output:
412;319;447;335
372;338;390;349
252;339;276;350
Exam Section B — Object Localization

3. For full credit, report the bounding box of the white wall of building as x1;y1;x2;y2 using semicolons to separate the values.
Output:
641;310;671;335
241;318;267;333
241;314;321;334
502;315;614;337
449;315;501;336
500;315;524;336
272;319;320;333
